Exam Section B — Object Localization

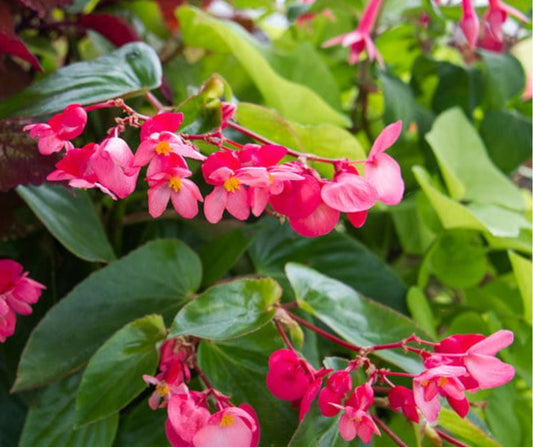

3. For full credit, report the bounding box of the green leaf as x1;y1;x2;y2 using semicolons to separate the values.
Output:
480;110;532;174
406;286;437;339
438;409;502;447
481;50;525;110
76;315;166;426
249;218;407;312
486;384;522;447
379;71;417;125
509;251;532;323
0;42;162;118
197;325;297;447
178;6;349;127
285;263;428;373
17;184;115;263
425;108;525;210
18;373;118;447
197;227;254;288
113;401;168;447
288;403;353;447
170;278;281;339
426;230;488;289
13;239;201;392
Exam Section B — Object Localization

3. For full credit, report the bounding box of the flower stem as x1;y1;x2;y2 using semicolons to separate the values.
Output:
372;415;408;447
435;429;469;447
274;319;295;351
286;311;361;352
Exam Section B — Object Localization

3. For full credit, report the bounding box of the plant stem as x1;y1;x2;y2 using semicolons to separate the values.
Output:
144;92;166;111
435;429;469;447
274;319;295;351
372;415;408;447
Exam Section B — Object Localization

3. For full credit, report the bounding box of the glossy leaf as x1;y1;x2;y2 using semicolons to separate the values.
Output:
18;373;118;447
486;384;523;447
406;286;437;339
170;277;281;339
113;401;168;447
286;263;428;373
13;239;201;392
438;409;501;447
17;184;116;263
178;6;349;127
248;217;407;312
197;325;297;447
76;314;166;426
197;227;255;288
0;42;162;118
379;71;417;125
425;108;525;210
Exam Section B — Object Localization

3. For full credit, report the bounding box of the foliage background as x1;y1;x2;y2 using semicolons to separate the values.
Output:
0;0;531;446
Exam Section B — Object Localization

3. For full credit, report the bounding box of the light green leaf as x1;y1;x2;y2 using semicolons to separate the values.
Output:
425;108;524;210
285;263;428;373
178;6;349;126
76;315;166;426
17;184;115;263
13;240;201;392
170;278;281;339
0;42;162;118
407;287;437;339
18;373;118;447
438;409;502;447
508;251;532;323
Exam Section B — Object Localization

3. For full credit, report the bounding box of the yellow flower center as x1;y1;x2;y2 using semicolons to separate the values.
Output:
437;377;449;387
155;140;172;156
219;414;235;427
224;177;241;193
155;382;170;397
168;177;182;192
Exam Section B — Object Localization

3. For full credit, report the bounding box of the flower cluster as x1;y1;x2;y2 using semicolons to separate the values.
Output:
143;337;259;447
25;101;404;238
0;259;45;342
266;322;515;445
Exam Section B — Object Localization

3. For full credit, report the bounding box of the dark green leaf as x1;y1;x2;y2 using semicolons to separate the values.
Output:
17;184;116;263
248;218;407;312
0;374;26;447
197;227;254;288
286;263;428;373
0;42;162;118
113;401;168;447
486;384;522;447
480;110;532;174
379;71;417;125
197;325;297;447
18;373;118;447
170;278;281;339
481;50;525;110
13;239;201;392
76;315;166;426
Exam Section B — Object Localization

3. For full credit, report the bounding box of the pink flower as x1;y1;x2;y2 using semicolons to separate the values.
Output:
0;259;45;342
318;370;352;417
46;143;116;198
479;0;530;52
266;349;315;402
220;103;237;129
364;121;404;205
193;406;259;447
134;131;205;168
140;112;184;141
322;0;384;66
388;386;419;423
427;330;515;390
321;164;378;213
413;365;469;422
202;151;269;223
337;383;380;443
146;153;203;219
167;385;211;444
90;137;140;199
24;104;87;155
460;0;480;48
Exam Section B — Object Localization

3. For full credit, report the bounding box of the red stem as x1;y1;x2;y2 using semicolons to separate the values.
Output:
435;429;469;447
144;92;166;111
274;319;295;351
372;415;408;447
286;311;361;352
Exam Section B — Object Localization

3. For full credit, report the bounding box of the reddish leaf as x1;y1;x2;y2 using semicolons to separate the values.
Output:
0;117;60;192
78;13;141;47
0;0;42;71
13;0;74;17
